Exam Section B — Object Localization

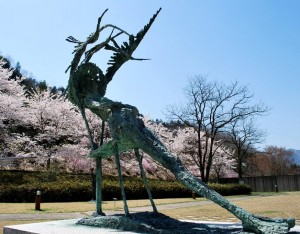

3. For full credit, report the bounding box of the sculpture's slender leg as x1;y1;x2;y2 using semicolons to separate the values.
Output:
80;107;105;216
113;143;130;216
134;148;158;213
95;121;106;216
95;157;105;215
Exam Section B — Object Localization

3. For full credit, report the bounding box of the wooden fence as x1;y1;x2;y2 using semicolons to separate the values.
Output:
243;175;300;192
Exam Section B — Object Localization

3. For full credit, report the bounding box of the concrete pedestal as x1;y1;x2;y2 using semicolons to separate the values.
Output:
3;219;137;234
4;219;300;234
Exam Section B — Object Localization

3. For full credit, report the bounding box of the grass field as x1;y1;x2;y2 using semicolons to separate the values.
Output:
162;192;300;224
0;197;200;214
1;192;300;234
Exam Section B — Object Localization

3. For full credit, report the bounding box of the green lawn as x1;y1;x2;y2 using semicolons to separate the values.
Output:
162;192;300;224
0;197;200;214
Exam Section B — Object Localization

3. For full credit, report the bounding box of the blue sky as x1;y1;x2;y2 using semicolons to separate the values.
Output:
1;1;300;150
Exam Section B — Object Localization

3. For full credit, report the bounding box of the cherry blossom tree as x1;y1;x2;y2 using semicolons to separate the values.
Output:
210;144;236;182
144;116;235;181
0;60;91;170
0;60;28;122
0;60;31;162
55;143;92;173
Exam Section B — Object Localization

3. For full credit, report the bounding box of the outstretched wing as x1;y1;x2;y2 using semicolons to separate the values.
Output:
104;8;161;84
65;9;109;75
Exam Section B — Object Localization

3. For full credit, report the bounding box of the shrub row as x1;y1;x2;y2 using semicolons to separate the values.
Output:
0;170;251;202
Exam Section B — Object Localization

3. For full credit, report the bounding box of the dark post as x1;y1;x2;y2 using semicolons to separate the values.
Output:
35;190;41;210
275;184;278;193
275;176;278;193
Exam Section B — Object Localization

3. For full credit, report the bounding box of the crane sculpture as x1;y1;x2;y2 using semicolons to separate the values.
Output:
66;8;295;234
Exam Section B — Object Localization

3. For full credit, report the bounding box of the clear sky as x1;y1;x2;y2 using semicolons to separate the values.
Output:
1;0;300;150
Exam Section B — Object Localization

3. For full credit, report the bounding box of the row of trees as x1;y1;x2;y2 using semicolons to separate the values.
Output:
1;56;298;181
0;58;92;172
0;59;191;179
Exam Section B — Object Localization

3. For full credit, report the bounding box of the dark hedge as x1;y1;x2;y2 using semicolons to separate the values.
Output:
0;170;251;202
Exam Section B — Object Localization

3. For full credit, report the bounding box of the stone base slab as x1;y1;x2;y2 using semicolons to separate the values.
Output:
3;219;300;234
3;219;137;234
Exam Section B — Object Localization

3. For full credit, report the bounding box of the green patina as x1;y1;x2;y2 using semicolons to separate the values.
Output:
66;8;295;234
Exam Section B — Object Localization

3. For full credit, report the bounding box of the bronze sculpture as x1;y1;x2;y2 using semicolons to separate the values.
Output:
66;8;295;233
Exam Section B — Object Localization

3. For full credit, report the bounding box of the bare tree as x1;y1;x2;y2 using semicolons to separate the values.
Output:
246;146;295;176
245;152;269;176
226;118;266;180
166;75;269;183
263;146;294;176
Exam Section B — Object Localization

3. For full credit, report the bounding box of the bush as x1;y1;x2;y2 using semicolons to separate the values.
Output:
0;170;251;202
209;183;251;196
0;171;93;202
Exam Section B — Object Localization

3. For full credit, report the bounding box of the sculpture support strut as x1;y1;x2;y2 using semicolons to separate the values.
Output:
95;157;104;215
113;143;130;216
134;148;158;213
95;120;106;216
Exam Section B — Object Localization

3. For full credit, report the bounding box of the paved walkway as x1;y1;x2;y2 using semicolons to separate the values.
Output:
0;196;258;221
